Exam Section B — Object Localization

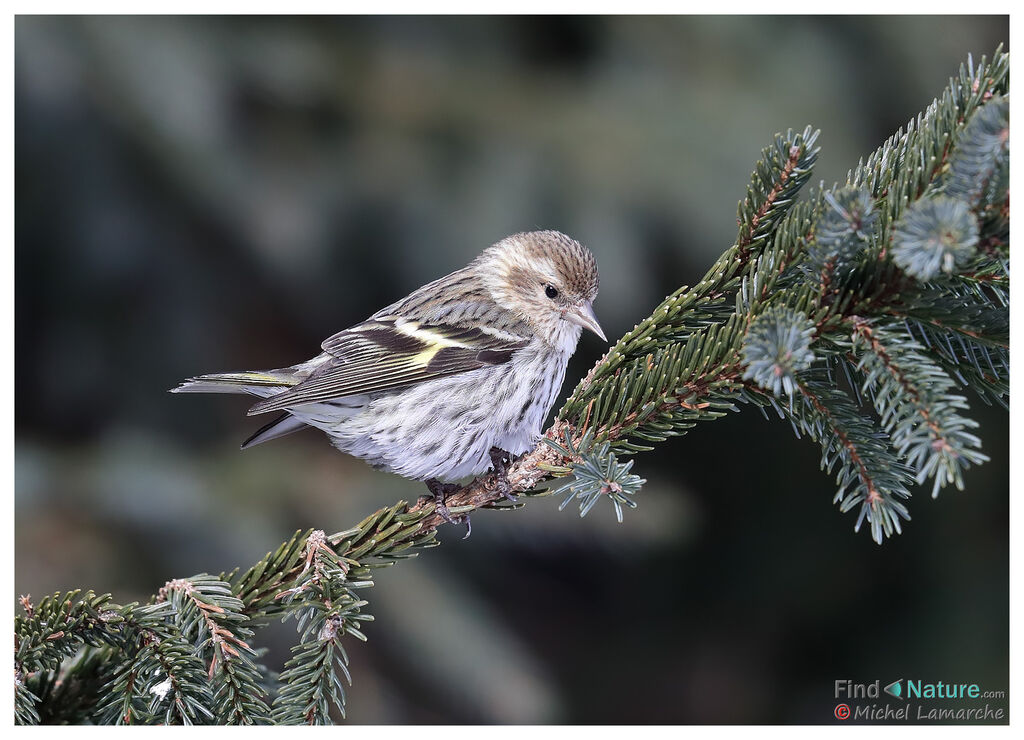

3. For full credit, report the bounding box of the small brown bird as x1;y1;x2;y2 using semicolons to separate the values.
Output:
173;230;605;524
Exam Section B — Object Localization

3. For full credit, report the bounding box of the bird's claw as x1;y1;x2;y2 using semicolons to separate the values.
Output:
495;477;517;502
425;478;472;538
437;503;472;538
435;500;456;525
488;446;518;503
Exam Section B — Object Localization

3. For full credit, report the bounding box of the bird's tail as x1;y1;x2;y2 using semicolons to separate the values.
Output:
172;370;311;448
170;369;298;398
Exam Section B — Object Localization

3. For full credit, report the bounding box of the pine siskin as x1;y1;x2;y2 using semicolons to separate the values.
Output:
173;230;605;523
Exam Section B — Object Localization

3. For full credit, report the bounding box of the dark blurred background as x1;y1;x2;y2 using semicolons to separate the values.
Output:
15;16;1008;724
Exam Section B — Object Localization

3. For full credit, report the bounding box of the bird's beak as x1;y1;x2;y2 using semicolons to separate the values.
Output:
566;300;607;342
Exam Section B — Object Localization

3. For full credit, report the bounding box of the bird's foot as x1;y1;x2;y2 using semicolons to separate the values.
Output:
487;446;518;503
424;478;472;538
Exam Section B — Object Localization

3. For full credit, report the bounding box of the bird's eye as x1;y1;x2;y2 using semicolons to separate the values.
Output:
544;284;559;299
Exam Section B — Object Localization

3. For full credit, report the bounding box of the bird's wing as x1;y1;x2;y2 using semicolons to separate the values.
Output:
247;317;530;415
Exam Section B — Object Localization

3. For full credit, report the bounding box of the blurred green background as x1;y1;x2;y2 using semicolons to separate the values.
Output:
15;16;1008;724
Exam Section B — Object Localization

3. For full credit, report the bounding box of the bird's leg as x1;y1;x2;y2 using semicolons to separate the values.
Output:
488;446;517;503
424;478;472;538
424;478;459;523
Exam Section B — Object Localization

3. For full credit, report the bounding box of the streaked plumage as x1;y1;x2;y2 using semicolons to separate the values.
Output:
173;230;604;484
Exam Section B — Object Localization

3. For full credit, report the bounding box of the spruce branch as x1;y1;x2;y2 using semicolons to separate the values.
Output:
270;530;371;724
15;592;179;725
24;647;115;725
545;428;646;522
736;128;821;262
141;632;215;724
15;670;42;726
15;590;124;675
787;374;913;542
848;318;988;497
157;576;271;724
899;315;1008;409
96;627;213;725
14;46;1010;725
943;95;1009;207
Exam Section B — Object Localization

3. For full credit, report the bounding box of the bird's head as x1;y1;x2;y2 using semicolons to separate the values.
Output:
479;230;605;349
